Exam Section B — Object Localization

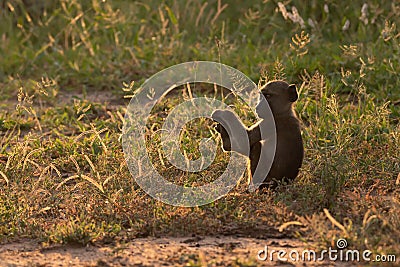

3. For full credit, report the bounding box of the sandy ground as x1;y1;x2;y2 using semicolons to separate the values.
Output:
0;236;361;267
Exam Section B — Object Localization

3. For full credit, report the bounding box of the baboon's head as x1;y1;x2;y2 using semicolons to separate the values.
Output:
258;81;298;117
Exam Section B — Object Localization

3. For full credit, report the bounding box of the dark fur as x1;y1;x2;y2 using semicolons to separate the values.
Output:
212;81;304;190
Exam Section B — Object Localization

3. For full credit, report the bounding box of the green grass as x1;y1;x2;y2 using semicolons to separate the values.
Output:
0;0;399;263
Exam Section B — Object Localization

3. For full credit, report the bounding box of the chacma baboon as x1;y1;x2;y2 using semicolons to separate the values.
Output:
212;80;303;190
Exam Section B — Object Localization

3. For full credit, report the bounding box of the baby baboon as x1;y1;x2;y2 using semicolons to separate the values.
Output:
212;80;303;189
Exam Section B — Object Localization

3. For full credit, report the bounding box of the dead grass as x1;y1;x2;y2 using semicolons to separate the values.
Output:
0;0;399;265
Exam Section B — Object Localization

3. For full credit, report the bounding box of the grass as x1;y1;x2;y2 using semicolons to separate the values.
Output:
0;0;399;264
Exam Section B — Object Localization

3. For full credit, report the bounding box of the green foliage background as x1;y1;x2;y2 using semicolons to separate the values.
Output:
0;0;399;263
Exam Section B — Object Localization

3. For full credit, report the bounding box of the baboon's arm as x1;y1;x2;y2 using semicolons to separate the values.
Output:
247;123;261;147
212;109;264;155
212;110;250;155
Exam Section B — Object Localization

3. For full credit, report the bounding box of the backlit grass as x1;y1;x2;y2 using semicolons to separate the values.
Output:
0;0;399;263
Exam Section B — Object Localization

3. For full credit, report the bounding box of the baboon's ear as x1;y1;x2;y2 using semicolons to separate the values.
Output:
288;84;298;102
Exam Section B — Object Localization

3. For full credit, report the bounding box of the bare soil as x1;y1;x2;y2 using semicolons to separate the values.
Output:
0;236;360;267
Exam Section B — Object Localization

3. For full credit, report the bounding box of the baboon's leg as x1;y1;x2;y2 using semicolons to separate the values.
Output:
249;141;278;190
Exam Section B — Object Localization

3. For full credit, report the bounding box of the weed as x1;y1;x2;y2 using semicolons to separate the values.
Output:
0;0;399;260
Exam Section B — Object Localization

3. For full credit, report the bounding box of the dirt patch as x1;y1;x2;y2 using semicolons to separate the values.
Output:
0;236;359;266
